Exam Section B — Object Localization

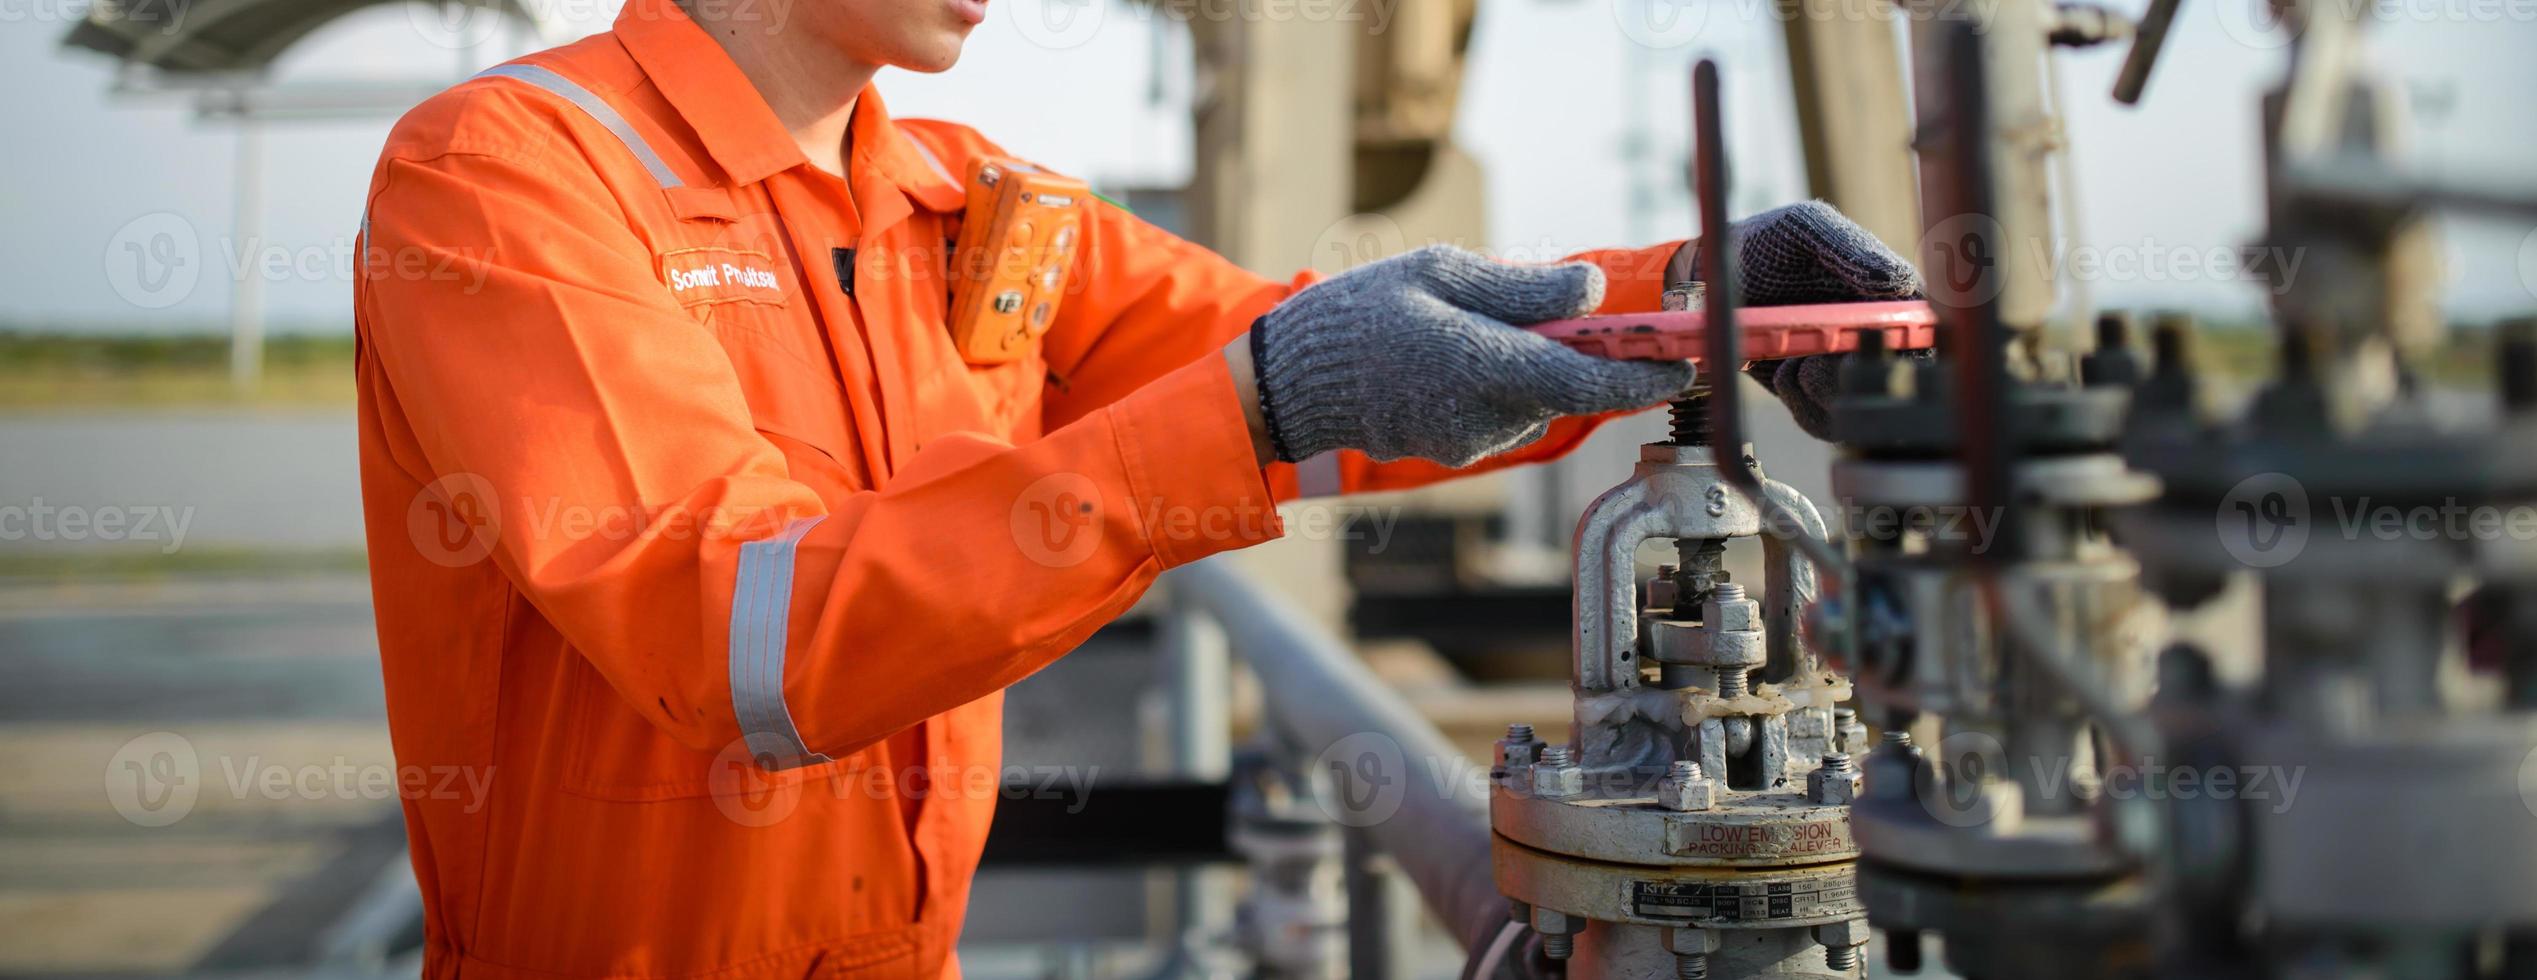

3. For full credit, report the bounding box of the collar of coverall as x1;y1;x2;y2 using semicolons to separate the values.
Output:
613;0;966;216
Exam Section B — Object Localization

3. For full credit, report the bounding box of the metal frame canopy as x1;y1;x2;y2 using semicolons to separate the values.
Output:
63;0;555;76
59;0;560;389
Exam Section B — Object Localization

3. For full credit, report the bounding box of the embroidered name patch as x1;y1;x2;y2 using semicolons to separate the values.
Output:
659;245;786;309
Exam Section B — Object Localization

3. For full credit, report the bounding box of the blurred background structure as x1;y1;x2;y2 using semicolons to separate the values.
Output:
3;0;2535;974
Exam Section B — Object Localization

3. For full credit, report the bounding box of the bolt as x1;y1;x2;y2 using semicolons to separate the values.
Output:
1815;919;1870;974
1657;759;1716;811
1808;751;1864;804
1664;925;1720;968
1712;582;1746;603
1531;908;1578;959
1833;707;1867;754
1496;723;1542;776
1713;667;1748;699
1534;745;1583;798
1883;729;1914;749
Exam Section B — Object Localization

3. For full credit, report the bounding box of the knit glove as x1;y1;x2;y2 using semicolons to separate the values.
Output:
1672;201;1925;440
1252;245;1696;467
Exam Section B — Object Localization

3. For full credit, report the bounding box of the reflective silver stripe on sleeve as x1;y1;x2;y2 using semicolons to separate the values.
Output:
1297;452;1344;499
473;64;685;189
728;515;830;769
904;134;955;185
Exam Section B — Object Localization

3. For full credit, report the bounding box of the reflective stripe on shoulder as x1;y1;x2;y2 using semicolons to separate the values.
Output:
473;64;684;189
904;133;955;185
727;515;830;770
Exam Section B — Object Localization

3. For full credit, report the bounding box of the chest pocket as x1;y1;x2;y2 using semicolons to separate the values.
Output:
660;189;868;488
889;212;1049;444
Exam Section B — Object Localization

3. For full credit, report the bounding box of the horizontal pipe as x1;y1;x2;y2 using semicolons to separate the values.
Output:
1167;559;1523;975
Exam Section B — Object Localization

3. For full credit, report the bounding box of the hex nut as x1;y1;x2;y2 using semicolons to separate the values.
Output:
1664;926;1720;956
1496;738;1540;773
1657;771;1717;811
1534;762;1585;799
1530;906;1579;936
1812;918;1870;949
1700;629;1768;667
1646;618;1706;665
1807;765;1864;805
1703;593;1762;632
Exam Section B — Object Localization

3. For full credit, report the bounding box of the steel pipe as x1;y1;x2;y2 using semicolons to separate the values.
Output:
1167;559;1527;976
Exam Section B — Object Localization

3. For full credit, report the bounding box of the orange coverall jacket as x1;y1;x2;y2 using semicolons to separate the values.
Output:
354;1;1680;975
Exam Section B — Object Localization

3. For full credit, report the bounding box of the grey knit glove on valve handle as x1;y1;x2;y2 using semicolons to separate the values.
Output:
1243;202;1920;466
1697;201;1929;440
1249;245;1697;467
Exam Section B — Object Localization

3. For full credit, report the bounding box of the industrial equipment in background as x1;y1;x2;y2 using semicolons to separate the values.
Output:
2109;0;2537;973
1481;0;2537;972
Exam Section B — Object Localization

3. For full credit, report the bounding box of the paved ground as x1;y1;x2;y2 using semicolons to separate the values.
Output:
0;412;363;554
0;577;397;975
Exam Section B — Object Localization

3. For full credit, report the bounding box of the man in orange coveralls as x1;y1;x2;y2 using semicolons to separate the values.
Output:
353;0;1922;972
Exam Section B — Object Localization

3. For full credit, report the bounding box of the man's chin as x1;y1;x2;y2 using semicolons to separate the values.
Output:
894;32;968;73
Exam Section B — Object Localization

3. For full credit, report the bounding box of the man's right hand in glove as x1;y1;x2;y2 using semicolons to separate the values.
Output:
1221;245;1698;469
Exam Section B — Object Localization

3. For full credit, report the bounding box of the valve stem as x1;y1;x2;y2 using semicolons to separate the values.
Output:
1668;396;1709;447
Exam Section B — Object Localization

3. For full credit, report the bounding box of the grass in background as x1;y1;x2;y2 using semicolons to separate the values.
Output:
0;546;369;584
0;330;356;410
2182;320;2503;392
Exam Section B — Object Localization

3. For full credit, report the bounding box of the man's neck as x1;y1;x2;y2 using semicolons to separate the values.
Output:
684;13;878;175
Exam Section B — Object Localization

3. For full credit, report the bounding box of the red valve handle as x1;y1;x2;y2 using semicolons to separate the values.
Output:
1526;300;1939;363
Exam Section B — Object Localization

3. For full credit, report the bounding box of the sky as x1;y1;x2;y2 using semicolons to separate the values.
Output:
2;0;2533;334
